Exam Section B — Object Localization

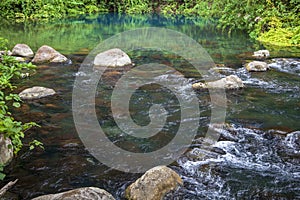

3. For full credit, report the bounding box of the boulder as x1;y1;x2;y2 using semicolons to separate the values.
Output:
19;86;56;100
32;45;68;64
0;135;13;165
125;166;183;200
11;44;34;58
192;75;244;90
94;48;132;68
253;50;270;59
246;61;269;72
32;187;115;200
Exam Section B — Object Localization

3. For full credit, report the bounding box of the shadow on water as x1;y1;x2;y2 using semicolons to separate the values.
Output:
0;14;300;199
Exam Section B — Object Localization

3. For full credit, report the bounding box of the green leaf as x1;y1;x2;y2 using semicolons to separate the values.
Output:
0;172;6;180
12;102;21;108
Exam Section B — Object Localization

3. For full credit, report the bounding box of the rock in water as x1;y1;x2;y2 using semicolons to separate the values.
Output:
11;44;34;58
32;45;68;64
246;61;269;72
94;48;132;68
0;135;13;165
125;166;183;200
253;50;270;59
192;75;244;90
32;187;115;200
19;86;56;100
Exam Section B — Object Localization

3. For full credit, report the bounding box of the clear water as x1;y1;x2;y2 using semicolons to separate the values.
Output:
0;14;300;199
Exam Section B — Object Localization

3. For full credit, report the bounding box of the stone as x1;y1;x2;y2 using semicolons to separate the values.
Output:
11;44;34;58
253;50;270;59
13;56;27;62
125;166;183;200
192;75;244;90
32;187;115;200
32;45;68;64
246;61;269;72
0;50;12;56
94;48;132;68
19;86;56;100
0;135;13;165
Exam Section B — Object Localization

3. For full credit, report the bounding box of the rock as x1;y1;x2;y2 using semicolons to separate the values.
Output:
94;48;132;68
11;44;34;58
125;166;183;200
0;50;12;56
246;61;269;72
32;187;115;200
19;86;56;100
0;135;13;165
13;56;27;62
253;50;270;59
192;75;244;90
32;45;68;64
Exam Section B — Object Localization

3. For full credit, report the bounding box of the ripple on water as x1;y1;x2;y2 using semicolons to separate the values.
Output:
176;124;300;199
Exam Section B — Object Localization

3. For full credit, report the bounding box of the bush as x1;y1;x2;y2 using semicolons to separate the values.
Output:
0;38;42;180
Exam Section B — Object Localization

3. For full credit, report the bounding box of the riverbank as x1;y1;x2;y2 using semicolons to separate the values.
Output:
0;0;299;46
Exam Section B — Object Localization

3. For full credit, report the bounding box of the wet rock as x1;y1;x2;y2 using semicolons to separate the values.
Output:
11;44;34;58
19;86;56;100
253;50;270;59
192;75;244;90
32;187;115;200
0;135;13;165
269;58;300;75
125;166;183;200
32;45;68;64
246;61;269;72
94;48;132;68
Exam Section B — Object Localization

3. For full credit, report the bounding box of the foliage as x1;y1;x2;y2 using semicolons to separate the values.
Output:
0;39;43;161
258;27;300;46
0;0;108;21
0;0;299;46
0;164;5;180
0;55;41;155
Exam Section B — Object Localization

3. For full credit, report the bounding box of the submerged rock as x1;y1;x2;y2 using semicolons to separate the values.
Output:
19;86;56;100
253;50;270;59
94;48;132;68
32;45;68;64
125;166;183;200
11;44;34;58
32;187;115;200
192;75;244;90
0;135;13;165
246;61;269;72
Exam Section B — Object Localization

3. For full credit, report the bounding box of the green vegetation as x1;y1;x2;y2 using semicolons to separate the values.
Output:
0;37;42;180
0;0;298;46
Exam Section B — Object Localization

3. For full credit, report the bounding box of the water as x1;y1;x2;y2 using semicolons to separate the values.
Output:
0;14;300;199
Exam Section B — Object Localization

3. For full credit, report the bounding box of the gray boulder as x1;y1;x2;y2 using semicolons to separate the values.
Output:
32;45;68;64
192;75;244;90
246;61;269;72
253;50;270;59
19;86;56;100
0;135;13;165
11;44;34;58
94;48;132;68
32;187;115;200
125;166;183;200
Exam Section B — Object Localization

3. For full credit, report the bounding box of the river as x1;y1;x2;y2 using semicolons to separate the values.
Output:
0;14;299;199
